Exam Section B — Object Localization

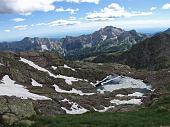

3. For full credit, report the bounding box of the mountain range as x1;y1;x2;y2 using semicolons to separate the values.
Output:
0;26;147;59
93;28;170;70
0;26;170;126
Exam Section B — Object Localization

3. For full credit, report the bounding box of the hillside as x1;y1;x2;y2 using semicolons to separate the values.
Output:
0;51;170;126
93;32;170;70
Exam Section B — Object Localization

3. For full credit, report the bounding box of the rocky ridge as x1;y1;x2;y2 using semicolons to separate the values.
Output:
0;52;166;125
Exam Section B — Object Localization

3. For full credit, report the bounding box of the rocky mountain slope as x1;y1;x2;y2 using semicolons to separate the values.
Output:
115;33;170;70
0;26;147;60
1;52;169;126
0;37;63;53
93;31;170;71
63;26;147;59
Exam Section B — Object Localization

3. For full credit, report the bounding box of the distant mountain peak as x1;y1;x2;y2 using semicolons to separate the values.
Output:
164;28;170;34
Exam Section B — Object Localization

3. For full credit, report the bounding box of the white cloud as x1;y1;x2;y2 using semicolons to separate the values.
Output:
56;7;79;14
162;3;170;9
12;18;25;22
55;0;99;4
36;23;48;26
150;7;157;11
34;18;81;27
0;0;56;14
86;3;152;21
14;25;28;30
69;16;77;20
4;29;11;32
0;0;99;14
49;19;81;26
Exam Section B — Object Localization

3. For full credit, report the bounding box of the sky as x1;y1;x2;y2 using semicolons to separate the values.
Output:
0;0;170;41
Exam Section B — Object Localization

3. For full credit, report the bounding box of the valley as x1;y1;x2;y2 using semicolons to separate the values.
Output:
0;26;170;127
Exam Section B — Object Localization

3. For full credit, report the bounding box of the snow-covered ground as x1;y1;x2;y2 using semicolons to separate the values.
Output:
20;58;81;85
110;99;142;105
64;64;76;71
61;98;88;114
93;105;115;112
128;92;144;97
53;84;95;96
96;75;152;94
0;63;4;66
51;66;58;70
116;92;144;97
31;79;43;87
56;75;81;85
0;75;51;100
41;45;48;51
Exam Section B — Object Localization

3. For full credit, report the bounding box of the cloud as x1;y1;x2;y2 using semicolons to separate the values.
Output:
4;29;11;32
12;18;25;22
69;16;77;21
162;3;170;9
150;7;157;11
0;0;56;14
0;0;99;14
35;18;81;27
48;19;81;26
86;3;152;21
14;25;28;30
55;0;99;4
56;7;79;14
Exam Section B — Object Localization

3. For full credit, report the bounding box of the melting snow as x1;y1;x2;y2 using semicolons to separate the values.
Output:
51;66;58;70
53;84;95;96
102;35;107;41
61;98;88;114
110;99;142;105
0;63;4;66
56;75;81;85
31;79;43;87
94;105;115;112
64;64;76;71
0;75;51;100
96;75;152;94
116;94;125;97
20;58;81;85
20;57;57;78
41;45;48;51
128;92;144;97
116;92;144;97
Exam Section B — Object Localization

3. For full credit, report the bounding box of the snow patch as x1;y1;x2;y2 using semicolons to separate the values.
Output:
51;66;58;70
96;75;152;94
116;92;144;97
31;79;43;87
41;45;48;51
116;94;125;97
53;84;95;96
94;105;115;112
56;75;82;85
102;35;107;41
0;63;4;66
20;58;81;85
20;57;57;78
128;92;144;97
0;75;51;100
61;99;88;114
64;64;76;71
110;99;142;105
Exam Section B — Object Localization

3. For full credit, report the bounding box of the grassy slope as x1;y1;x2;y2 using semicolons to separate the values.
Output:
17;96;170;127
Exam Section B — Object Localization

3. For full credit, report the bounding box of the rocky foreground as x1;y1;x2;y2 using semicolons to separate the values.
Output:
0;52;169;126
